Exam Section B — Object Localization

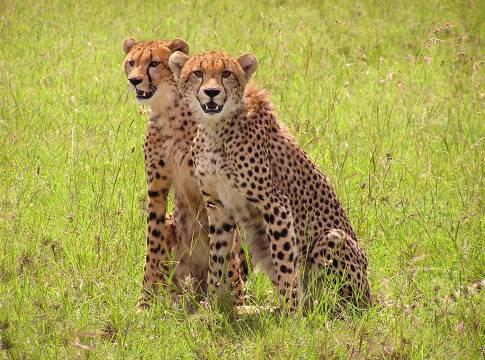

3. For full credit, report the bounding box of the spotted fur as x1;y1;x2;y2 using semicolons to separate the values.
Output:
122;40;245;309
170;51;371;310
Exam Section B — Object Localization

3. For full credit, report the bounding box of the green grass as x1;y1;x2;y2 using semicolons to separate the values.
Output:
1;0;484;358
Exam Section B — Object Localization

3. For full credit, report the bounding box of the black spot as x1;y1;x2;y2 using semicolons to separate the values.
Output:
149;245;160;253
209;225;216;234
152;229;161;237
158;160;165;167
148;191;159;197
222;223;233;232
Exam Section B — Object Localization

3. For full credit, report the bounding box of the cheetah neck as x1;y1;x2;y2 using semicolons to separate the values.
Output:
147;88;184;127
197;107;243;144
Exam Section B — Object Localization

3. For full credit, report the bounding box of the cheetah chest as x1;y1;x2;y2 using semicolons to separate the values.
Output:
194;148;245;212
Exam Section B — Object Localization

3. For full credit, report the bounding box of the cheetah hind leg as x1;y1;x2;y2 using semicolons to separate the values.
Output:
304;229;371;312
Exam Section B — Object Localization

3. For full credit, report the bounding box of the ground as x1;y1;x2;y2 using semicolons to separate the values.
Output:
0;0;483;358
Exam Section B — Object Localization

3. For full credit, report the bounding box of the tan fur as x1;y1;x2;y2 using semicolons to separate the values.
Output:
173;51;371;310
122;41;245;309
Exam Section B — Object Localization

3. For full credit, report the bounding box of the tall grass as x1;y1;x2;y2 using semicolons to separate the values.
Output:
0;0;483;358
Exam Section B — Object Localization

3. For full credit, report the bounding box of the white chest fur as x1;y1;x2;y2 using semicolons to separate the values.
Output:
194;133;246;213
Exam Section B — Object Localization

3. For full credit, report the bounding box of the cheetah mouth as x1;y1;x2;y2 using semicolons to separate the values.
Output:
201;101;223;114
136;88;156;100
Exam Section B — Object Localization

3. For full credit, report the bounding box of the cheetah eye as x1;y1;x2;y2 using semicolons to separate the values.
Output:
128;60;134;66
193;71;203;78
222;71;232;78
149;61;161;67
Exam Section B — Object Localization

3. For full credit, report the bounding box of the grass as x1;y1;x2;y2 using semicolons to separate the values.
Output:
0;0;483;358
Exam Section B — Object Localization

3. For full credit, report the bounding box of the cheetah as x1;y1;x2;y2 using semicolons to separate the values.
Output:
169;50;371;310
122;38;246;309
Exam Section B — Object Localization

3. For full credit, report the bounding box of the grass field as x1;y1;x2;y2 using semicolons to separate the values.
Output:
1;0;484;358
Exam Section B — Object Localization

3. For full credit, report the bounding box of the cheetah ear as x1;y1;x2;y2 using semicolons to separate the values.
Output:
237;53;258;80
169;51;190;81
167;38;189;55
122;37;138;54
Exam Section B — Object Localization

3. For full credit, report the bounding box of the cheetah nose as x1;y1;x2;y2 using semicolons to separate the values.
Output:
203;88;221;98
128;77;142;86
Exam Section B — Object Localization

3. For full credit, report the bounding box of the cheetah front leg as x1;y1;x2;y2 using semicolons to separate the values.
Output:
205;204;238;304
229;231;245;306
138;159;173;310
252;192;301;311
227;146;301;310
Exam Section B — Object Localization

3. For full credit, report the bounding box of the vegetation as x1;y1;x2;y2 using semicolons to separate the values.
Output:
0;0;483;358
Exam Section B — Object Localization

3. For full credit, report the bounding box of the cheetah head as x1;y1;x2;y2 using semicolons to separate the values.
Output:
169;51;258;120
122;37;189;105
